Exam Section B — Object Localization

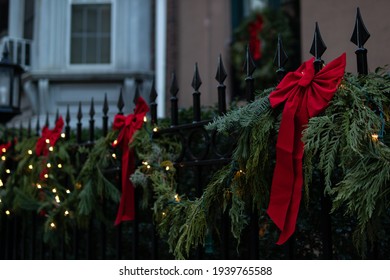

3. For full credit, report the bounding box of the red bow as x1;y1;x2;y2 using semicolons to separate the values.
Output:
113;96;149;225
36;117;64;180
0;141;12;156
36;117;64;157
267;53;346;244
248;15;263;61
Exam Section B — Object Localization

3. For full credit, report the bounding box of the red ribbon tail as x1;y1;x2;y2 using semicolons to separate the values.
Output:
267;53;346;245
267;148;294;232
114;148;135;225
275;158;303;245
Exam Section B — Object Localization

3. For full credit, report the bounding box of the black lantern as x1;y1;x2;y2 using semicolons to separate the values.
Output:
0;44;23;123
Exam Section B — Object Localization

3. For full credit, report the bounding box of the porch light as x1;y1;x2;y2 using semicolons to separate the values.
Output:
0;43;23;123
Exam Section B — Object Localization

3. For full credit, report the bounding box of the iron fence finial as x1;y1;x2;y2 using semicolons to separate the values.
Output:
215;54;227;85
310;22;327;72
243;44;256;77
274;34;288;82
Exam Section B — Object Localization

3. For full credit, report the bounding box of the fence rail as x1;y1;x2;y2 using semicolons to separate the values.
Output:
0;8;385;260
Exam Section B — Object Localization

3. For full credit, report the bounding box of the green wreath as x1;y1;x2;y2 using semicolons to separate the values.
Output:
231;8;299;93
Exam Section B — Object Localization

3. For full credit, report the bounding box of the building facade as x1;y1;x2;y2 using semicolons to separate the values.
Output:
1;0;388;128
300;0;390;74
1;0;154;128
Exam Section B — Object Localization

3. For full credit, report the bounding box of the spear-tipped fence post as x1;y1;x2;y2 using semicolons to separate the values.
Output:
27;119;31;137
310;21;333;260
77;102;82;144
149;79;158;125
215;54;227;115
45;112;49;128
117;88;124;116
65;105;71;140
35;117;40;136
244;45;256;102
170;72;179;126
274;34;288;82
310;22;327;73
191;63;202;122
133;79;141;104
102;93;109;137
89;98;95;142
351;7;370;75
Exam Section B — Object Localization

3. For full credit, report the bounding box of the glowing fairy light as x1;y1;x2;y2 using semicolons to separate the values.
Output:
45;139;50;144
64;210;69;216
0;179;3;187
28;150;33;155
372;134;379;141
1;148;6;153
165;166;170;171
36;183;42;189
5;169;10;174
28;165;33;170
50;222;56;229
143;116;147;122
44;174;49;179
113;139;118;146
153;127;158;132
52;188;57;193
61;133;66;138
112;153;117;159
174;194;180;202
47;163;52;168
5;210;10;215
48;146;54;152
1;156;6;161
57;163;62;168
55;195;60;203
66;189;71;194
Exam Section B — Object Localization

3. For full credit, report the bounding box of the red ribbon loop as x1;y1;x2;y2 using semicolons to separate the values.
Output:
267;53;346;244
113;96;149;225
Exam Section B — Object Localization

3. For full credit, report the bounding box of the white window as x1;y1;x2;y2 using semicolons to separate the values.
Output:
70;4;111;64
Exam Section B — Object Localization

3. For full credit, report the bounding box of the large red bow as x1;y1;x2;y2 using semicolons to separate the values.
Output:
267;53;346;244
113;96;149;225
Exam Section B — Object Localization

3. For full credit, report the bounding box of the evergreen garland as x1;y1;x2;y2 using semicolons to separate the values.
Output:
0;129;122;245
0;133;79;244
130;69;389;259
0;69;388;258
305;69;390;254
76;130;121;223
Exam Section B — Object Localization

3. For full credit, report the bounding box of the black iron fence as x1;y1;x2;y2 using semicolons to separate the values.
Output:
0;8;387;260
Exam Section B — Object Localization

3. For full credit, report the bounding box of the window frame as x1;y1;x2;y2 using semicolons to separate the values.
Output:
66;0;115;70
